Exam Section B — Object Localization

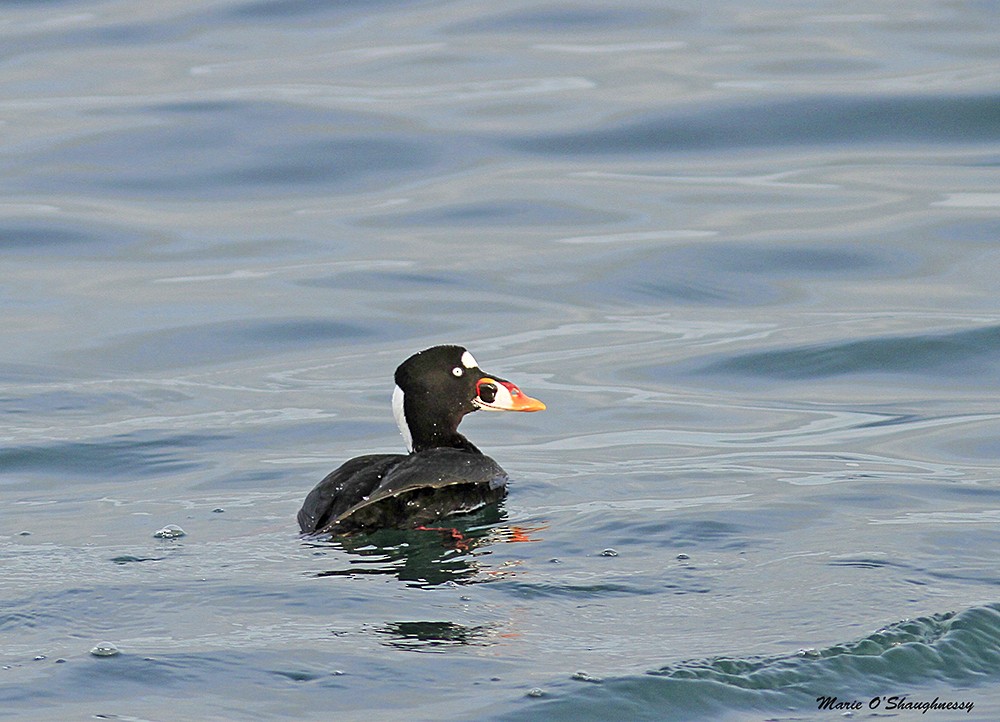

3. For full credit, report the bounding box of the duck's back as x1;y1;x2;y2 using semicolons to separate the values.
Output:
298;448;508;535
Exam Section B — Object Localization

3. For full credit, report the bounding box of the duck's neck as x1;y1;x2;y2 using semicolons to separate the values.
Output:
392;385;482;454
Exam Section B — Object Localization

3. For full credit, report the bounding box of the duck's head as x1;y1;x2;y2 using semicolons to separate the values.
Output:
391;345;545;453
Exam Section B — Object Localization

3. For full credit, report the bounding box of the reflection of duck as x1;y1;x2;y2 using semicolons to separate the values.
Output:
311;510;546;586
298;345;545;535
312;505;506;586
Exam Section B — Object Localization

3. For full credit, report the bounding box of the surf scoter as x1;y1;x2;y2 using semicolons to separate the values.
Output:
297;345;545;535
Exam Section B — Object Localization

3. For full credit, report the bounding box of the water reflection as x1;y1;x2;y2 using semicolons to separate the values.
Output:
307;503;543;587
376;621;496;652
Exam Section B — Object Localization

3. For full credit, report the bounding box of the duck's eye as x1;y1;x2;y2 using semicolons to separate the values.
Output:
452;366;463;377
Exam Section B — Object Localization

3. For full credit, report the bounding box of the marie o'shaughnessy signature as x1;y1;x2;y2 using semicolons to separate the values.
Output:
817;695;974;714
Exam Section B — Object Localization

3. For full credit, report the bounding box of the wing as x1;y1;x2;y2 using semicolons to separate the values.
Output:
297;454;405;533
377;448;508;498
329;448;509;531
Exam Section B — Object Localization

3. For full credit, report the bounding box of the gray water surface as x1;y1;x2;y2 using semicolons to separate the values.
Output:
3;1;1000;720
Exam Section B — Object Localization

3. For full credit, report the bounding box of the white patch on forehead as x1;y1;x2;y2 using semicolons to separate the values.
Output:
461;350;478;369
392;384;413;452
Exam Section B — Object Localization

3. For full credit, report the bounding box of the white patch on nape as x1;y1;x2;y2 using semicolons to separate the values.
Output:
460;350;478;369
392;384;413;452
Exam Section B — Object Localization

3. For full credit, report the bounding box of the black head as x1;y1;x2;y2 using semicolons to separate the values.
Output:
391;345;544;453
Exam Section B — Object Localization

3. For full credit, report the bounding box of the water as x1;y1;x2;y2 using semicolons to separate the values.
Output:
2;1;999;720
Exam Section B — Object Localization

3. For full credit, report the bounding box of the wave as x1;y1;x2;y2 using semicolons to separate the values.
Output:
496;603;1000;721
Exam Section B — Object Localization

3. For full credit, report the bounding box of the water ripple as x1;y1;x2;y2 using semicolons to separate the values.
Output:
13;100;446;200
698;324;1000;380
366;199;622;228
509;93;1000;154
448;7;677;33
73;317;396;372
0;217;147;258
0;432;220;479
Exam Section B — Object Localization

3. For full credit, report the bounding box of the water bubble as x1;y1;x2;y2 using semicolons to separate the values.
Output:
212;508;225;514
600;548;618;557
676;553;690;561
571;670;603;683
90;642;120;657
18;531;31;536
33;655;46;661
153;524;186;539
527;688;545;698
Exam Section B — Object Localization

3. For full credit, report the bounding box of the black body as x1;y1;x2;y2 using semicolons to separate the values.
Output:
297;448;508;534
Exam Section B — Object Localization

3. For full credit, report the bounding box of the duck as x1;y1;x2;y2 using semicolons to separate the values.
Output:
298;345;545;535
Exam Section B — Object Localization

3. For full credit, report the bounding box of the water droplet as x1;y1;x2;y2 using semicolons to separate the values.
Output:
527;688;545;698
153;524;185;539
90;642;120;657
600;548;618;557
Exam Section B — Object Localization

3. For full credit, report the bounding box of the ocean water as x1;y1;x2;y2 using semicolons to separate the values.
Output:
2;1;1000;720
